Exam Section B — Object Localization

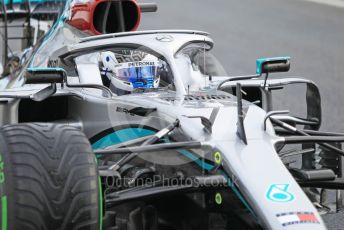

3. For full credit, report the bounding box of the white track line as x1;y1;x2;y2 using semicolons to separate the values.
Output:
303;0;344;8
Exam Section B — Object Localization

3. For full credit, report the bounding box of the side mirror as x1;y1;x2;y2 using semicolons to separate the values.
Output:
256;57;290;75
139;3;158;12
25;68;66;84
0;63;3;76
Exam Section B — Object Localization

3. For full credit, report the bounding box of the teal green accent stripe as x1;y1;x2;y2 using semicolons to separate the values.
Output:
231;186;256;217
27;67;65;72
1;196;7;230
3;0;65;4
92;128;155;150
177;149;256;218
220;172;256;217
256;56;290;75
177;149;214;171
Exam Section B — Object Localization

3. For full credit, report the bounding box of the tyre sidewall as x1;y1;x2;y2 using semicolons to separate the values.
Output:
0;130;15;230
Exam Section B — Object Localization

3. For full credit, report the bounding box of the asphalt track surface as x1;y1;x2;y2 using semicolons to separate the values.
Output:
139;0;344;132
139;0;344;229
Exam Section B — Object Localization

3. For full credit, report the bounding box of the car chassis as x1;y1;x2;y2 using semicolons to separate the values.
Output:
0;1;344;230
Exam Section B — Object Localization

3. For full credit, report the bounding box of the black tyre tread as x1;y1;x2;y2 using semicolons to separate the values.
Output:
17;217;42;230
0;123;100;230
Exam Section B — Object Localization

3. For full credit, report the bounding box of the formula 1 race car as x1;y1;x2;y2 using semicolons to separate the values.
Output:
0;1;343;230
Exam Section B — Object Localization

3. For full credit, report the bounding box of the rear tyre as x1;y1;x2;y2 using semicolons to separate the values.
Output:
0;123;101;230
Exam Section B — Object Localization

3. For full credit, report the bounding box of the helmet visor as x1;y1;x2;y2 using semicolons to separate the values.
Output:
116;62;158;88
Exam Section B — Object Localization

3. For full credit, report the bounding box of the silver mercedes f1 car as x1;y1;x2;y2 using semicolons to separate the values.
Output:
0;1;343;230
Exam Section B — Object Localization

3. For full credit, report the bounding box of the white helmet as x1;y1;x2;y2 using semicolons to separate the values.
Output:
100;51;160;95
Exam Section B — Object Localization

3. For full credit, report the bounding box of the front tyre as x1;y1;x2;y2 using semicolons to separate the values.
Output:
0;123;101;230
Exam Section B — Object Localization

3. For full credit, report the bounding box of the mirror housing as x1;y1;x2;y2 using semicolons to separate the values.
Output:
25;68;66;84
256;57;290;75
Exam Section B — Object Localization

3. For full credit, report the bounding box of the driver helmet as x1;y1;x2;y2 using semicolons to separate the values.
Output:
100;51;160;95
